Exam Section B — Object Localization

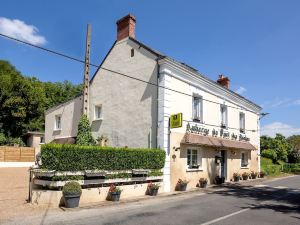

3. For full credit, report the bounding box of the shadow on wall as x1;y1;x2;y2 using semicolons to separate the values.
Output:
211;182;300;215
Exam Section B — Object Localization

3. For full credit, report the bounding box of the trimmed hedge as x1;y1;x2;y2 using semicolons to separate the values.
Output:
41;144;165;171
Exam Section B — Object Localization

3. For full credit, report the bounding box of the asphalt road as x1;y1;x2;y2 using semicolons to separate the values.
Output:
4;175;300;225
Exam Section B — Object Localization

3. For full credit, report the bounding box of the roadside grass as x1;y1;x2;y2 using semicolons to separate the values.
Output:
261;157;300;177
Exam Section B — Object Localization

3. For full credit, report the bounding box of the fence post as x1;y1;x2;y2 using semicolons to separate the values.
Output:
28;167;33;203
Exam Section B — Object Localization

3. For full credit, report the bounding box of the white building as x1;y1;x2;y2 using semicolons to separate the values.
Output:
45;14;262;191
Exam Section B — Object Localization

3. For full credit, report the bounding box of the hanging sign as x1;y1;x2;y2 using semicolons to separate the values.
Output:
170;113;183;128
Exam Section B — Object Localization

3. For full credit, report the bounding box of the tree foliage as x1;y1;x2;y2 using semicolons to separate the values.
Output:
287;135;300;163
75;115;96;146
0;60;82;138
260;134;292;162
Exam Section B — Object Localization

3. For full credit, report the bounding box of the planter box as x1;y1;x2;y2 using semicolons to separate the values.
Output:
63;194;81;208
199;182;207;188
148;188;159;196
251;174;257;179
215;177;225;184
32;169;56;177
242;176;249;180
108;192;121;202
234;176;240;182
176;184;187;191
85;170;107;177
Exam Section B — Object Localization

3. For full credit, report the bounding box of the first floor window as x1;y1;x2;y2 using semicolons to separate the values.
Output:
193;96;203;122
187;149;202;169
241;152;248;167
55;115;61;130
94;105;102;120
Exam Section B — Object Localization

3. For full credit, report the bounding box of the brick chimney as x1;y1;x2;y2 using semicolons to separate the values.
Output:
217;75;230;89
116;14;136;41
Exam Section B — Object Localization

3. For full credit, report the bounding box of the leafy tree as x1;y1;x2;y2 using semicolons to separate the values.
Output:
0;60;82;139
287;135;300;163
76;115;96;146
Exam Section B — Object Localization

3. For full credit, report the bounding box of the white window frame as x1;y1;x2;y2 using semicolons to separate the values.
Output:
54;115;62;131
94;104;103;121
186;148;203;171
220;105;228;128
192;95;203;122
241;151;249;168
239;112;245;133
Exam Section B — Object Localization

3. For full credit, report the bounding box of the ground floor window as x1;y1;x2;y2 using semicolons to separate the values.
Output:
241;152;249;167
187;149;202;169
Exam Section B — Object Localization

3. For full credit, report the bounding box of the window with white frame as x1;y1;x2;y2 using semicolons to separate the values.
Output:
241;152;248;167
94;105;102;120
55;115;61;130
239;112;245;133
187;149;202;169
193;96;203;122
220;105;228;128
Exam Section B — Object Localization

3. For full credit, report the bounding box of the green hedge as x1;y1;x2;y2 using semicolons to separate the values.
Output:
41;144;165;171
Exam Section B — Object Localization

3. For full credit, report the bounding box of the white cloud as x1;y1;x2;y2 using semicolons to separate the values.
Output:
261;122;300;137
0;17;46;45
292;99;300;105
235;86;247;95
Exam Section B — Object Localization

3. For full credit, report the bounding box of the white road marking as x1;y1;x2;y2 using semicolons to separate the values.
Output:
274;186;288;189
199;208;250;225
254;184;268;187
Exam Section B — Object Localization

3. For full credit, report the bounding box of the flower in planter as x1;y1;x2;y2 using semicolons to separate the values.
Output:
215;175;225;184
242;172;249;180
176;179;189;191
107;184;123;201
199;178;208;188
250;171;258;179
147;182;160;196
259;171;265;178
233;172;240;182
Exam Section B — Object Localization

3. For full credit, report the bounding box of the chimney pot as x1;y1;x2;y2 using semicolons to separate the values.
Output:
116;14;136;41
217;74;230;89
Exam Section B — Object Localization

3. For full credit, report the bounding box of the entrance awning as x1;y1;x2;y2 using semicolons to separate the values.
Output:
181;133;256;150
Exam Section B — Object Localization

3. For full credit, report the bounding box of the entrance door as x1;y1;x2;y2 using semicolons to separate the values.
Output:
220;150;227;180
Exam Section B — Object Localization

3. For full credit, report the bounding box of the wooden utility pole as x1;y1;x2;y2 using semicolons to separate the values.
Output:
83;24;91;115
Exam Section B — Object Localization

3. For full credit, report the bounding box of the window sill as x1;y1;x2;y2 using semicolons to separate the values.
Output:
93;118;103;122
240;166;249;169
186;168;203;172
54;129;62;131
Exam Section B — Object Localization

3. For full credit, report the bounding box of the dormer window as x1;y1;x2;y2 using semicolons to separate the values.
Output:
54;115;61;130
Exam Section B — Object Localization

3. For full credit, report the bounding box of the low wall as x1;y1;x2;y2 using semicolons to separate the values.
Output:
32;182;162;207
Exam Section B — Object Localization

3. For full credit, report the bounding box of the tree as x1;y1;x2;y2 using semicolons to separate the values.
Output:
287;135;300;163
76;115;96;146
0;60;82;138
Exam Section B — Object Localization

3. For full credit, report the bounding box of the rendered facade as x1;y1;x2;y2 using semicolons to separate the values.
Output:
45;14;262;192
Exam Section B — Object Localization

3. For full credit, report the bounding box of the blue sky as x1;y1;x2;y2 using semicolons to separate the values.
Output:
1;0;300;137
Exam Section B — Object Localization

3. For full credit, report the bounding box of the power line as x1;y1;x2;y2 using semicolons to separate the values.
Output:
0;32;261;121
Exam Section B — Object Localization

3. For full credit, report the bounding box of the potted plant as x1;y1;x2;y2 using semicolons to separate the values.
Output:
147;182;160;196
215;175;225;184
242;172;249;180
107;184;122;202
176;179;189;191
259;171;265;178
233;172;240;182
251;171;258;179
62;181;82;208
199;178;208;188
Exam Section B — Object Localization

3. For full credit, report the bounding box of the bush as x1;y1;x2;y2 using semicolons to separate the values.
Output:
62;181;82;196
0;133;6;145
76;115;96;146
41;144;166;171
261;149;277;161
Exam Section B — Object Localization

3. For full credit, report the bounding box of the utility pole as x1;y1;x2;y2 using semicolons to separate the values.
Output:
83;24;91;115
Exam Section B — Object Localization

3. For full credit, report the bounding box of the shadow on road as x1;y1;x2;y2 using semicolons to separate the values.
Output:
211;183;300;216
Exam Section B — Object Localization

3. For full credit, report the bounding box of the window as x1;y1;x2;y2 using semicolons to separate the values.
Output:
94;105;102;120
187;149;202;169
40;137;44;144
241;152;248;167
131;48;134;57
55;115;61;130
193;96;203;122
239;112;245;133
220;105;227;128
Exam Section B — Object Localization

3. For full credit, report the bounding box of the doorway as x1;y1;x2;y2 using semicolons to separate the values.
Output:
220;150;227;180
